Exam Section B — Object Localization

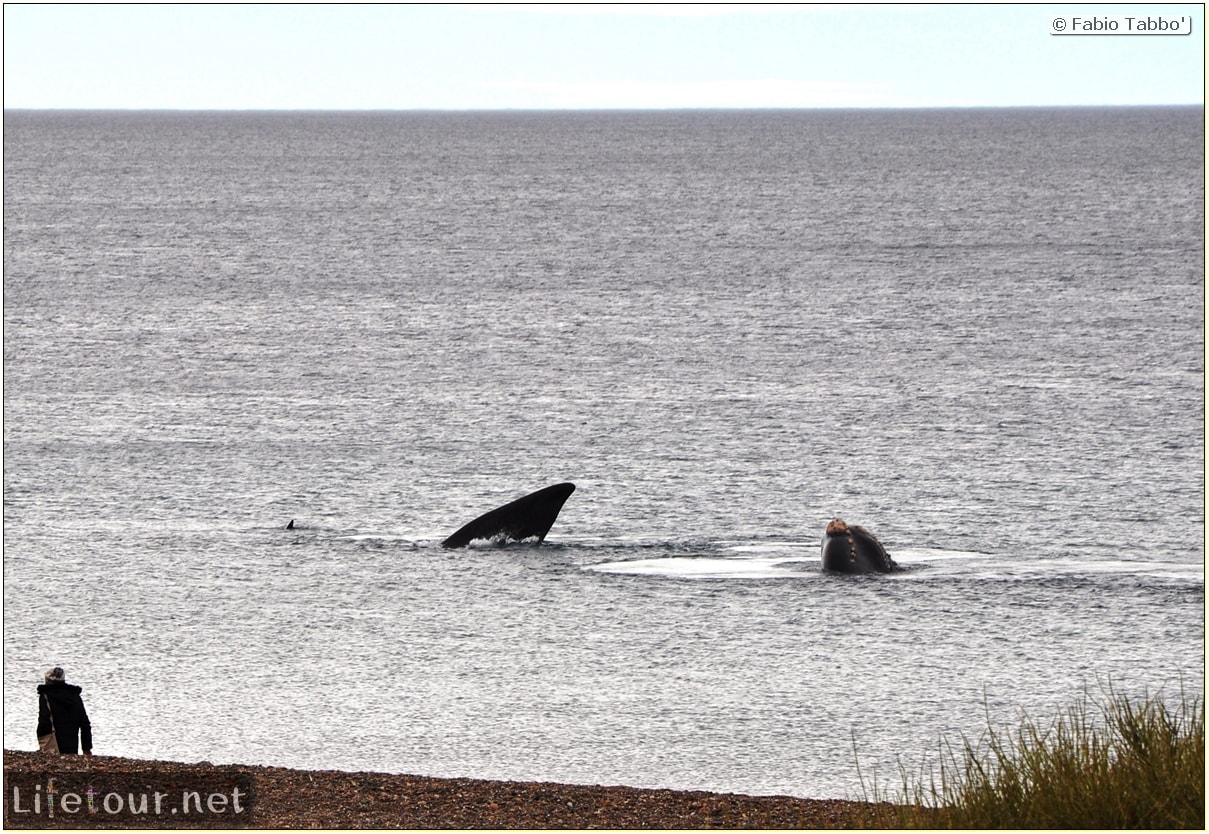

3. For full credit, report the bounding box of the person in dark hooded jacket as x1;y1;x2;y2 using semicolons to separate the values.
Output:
37;667;93;756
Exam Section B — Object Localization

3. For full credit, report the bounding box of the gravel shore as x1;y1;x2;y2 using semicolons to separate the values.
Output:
4;750;896;829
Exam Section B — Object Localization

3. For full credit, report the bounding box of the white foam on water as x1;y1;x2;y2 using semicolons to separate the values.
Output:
587;555;811;579
891;547;986;563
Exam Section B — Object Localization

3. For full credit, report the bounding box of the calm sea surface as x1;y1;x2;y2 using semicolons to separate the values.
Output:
3;108;1204;798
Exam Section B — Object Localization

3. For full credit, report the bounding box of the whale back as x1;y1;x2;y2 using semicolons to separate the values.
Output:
441;483;576;548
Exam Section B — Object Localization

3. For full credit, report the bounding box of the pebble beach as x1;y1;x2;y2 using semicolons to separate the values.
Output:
3;750;895;829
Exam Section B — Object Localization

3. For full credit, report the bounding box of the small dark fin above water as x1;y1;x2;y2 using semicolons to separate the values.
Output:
286;519;294;530
441;483;576;549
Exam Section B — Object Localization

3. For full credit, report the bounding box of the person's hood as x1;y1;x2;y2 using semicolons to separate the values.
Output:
38;681;82;697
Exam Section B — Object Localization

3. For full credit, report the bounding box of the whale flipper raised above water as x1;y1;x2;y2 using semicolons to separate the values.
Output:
821;517;899;573
441;483;576;548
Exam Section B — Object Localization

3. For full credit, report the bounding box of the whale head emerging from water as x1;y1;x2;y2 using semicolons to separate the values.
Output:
441;483;576;548
821;518;899;574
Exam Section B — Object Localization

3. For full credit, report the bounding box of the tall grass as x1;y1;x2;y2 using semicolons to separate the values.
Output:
866;686;1204;829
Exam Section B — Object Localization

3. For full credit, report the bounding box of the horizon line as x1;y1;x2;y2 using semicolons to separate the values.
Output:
4;103;1204;113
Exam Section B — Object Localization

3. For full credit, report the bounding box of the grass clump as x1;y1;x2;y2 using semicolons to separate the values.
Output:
875;686;1204;829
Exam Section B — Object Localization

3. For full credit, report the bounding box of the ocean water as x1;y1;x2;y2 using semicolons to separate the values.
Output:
3;108;1203;799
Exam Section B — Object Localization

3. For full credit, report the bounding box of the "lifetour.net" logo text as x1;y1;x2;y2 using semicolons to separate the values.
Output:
5;771;255;828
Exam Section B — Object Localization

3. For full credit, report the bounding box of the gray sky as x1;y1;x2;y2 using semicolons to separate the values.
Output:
3;3;1204;109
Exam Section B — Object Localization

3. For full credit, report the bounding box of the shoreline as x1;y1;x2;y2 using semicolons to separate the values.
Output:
3;749;894;829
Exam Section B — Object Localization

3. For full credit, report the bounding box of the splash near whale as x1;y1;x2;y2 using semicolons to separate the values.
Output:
821;518;899;573
441;483;576;548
